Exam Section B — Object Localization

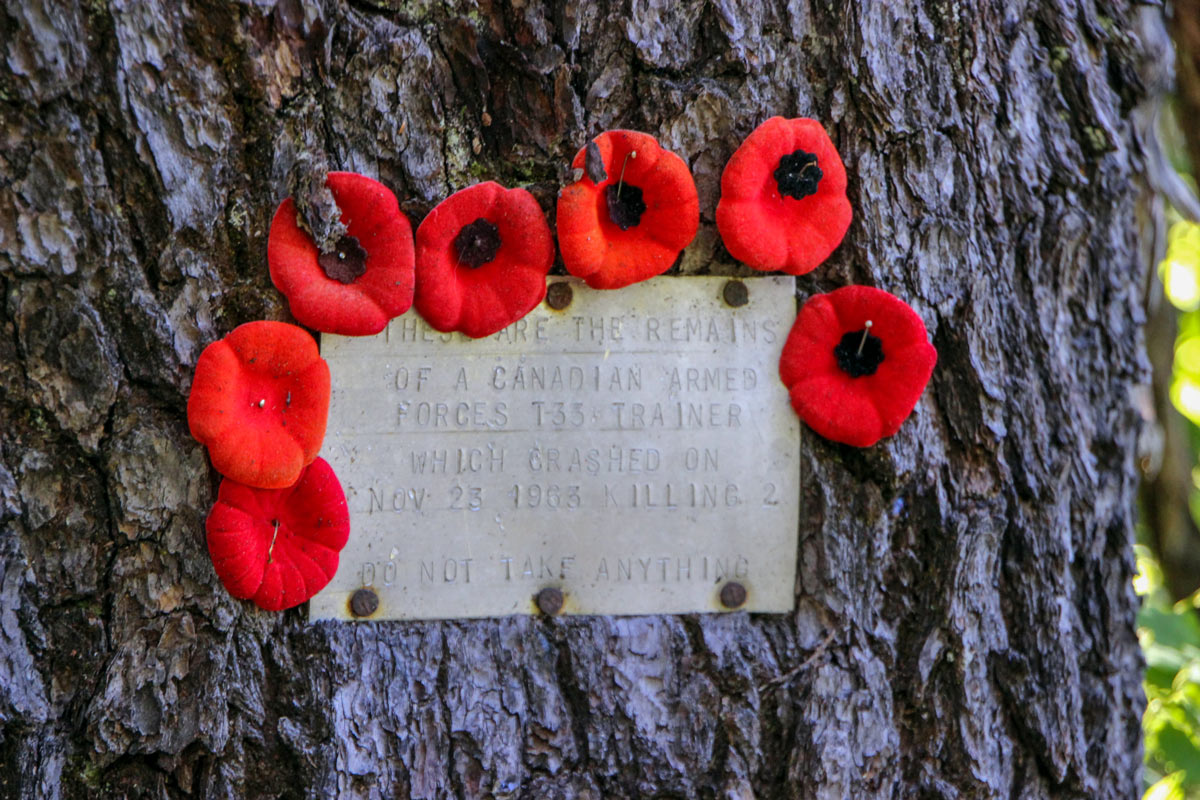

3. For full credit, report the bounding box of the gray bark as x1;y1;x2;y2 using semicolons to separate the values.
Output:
0;0;1165;797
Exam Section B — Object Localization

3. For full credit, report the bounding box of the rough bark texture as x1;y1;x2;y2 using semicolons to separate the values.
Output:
0;1;1165;798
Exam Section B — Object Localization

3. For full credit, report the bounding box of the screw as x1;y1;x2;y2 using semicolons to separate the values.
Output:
535;587;564;616
545;282;573;310
719;581;747;609
722;280;749;308
349;588;379;618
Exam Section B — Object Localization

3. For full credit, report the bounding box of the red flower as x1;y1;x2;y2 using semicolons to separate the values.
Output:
557;130;699;289
268;172;415;336
206;457;350;612
716;117;852;275
187;321;331;489
780;286;936;447
414;181;554;338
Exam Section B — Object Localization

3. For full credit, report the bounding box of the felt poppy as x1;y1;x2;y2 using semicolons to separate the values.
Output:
414;181;555;338
557;130;699;289
188;321;331;489
779;286;936;447
268;172;415;336
716;117;852;275
206;457;350;612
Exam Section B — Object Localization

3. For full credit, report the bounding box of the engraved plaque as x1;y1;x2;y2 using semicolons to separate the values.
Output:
309;275;800;620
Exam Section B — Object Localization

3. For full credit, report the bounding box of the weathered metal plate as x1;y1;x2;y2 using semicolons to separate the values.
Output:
309;276;800;620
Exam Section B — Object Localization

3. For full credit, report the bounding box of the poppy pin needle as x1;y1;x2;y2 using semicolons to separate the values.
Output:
857;320;873;356
616;150;637;199
266;519;280;564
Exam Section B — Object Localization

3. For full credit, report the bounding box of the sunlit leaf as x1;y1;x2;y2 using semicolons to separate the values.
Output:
1139;544;1167;596
1163;222;1200;311
1179;339;1200;377
1167;263;1200;311
1144;771;1186;800
1165;222;1200;309
1172;375;1200;427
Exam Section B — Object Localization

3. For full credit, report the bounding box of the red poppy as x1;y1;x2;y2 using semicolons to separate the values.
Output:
779;286;936;447
188;321;331;489
716;117;852;275
268;172;415;336
414;181;554;338
206;457;350;612
557;130;699;289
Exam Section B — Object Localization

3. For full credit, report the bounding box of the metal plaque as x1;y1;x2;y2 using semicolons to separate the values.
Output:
309;275;800;620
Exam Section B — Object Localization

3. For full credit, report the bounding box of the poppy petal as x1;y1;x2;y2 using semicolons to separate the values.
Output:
205;458;350;612
790;374;886;448
414;181;554;338
206;505;270;598
780;287;936;447
717;117;852;275
779;293;841;387
188;321;330;489
268;172;415;336
558;130;699;289
714;199;791;274
283;278;390;337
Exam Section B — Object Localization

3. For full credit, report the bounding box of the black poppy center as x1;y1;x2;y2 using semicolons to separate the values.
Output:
318;235;368;284
453;217;501;268
834;329;885;377
775;149;823;200
605;183;647;230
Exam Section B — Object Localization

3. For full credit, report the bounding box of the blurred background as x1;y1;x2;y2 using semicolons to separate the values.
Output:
1137;6;1200;798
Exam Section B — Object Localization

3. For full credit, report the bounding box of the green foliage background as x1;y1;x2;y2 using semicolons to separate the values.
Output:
1139;540;1200;798
1143;214;1200;800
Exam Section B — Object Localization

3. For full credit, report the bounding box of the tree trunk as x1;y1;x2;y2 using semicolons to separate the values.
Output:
0;1;1165;797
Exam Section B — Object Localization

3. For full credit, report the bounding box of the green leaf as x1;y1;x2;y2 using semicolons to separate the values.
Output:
1143;771;1185;800
1140;606;1200;651
1153;723;1200;782
1146;643;1190;692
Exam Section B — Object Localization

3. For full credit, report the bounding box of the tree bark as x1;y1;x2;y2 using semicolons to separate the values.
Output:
0;1;1165;798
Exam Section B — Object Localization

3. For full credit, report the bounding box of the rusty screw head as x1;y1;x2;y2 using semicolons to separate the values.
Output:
719;581;747;609
349;588;379;618
535;587;564;616
722;280;749;308
545;282;573;310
